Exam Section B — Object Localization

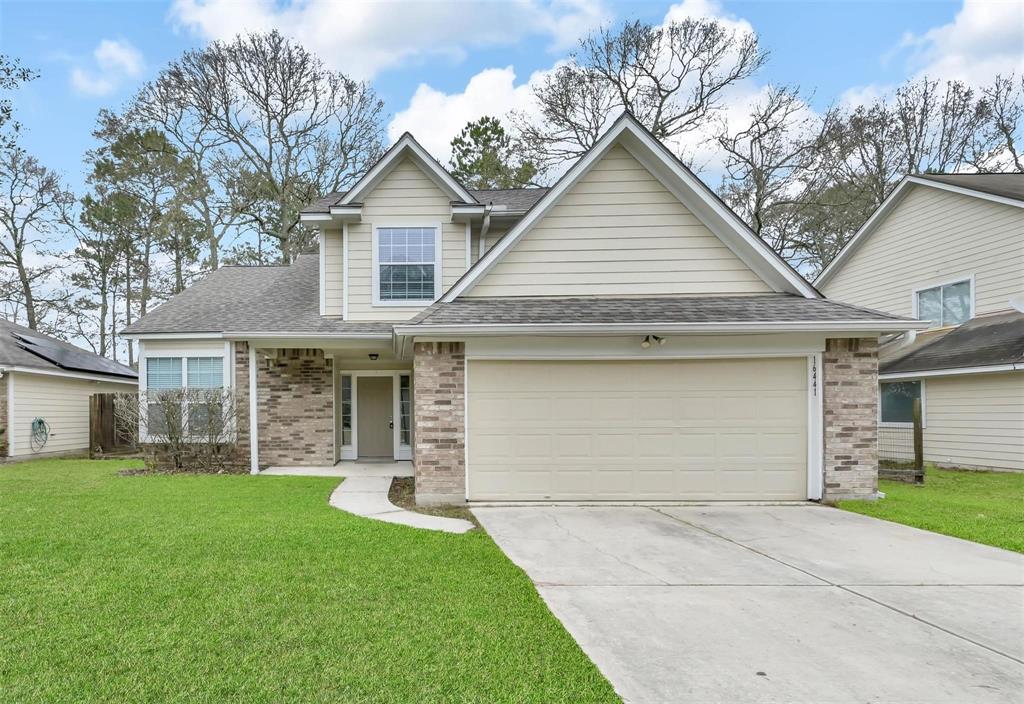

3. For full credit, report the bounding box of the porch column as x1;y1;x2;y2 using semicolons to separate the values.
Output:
249;344;259;474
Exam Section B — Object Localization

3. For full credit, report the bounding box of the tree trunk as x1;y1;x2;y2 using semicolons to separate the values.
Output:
16;258;37;330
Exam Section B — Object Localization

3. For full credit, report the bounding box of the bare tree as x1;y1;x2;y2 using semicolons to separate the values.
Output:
139;30;384;262
0;55;37;149
0;148;73;329
973;74;1024;171
514;18;767;167
716;85;831;263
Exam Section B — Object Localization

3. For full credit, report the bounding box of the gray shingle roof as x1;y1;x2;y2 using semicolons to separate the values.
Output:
917;173;1024;202
0;318;137;378
121;255;392;336
302;187;549;214
468;188;549;212
881;311;1024;374
407;295;913;327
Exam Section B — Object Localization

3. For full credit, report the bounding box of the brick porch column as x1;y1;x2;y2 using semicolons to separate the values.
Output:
412;341;465;505
822;337;879;501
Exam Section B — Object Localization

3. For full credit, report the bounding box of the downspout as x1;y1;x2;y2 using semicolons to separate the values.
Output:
479;203;492;259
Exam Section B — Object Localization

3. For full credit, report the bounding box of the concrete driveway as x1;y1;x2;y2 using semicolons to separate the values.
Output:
473;505;1024;704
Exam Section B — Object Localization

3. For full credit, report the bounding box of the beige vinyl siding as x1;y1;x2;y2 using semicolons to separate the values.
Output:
822;186;1024;317
923;372;1023;471
345;158;467;321
9;372;131;458
322;226;344;315
467;144;772;297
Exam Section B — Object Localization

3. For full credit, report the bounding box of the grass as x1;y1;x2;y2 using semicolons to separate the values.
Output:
0;459;618;703
839;466;1024;553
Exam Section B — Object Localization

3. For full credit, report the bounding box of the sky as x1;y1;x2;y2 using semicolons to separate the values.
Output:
1;0;1022;203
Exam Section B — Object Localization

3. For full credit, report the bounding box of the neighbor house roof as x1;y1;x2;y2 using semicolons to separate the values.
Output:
817;172;1024;287
915;173;1024;202
120;255;392;337
0;318;137;380
397;294;920;334
880;311;1024;376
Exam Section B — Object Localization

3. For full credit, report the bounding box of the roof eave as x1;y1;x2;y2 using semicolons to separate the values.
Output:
393;319;927;337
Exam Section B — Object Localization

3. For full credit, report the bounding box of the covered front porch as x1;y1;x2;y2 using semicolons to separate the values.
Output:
236;335;414;473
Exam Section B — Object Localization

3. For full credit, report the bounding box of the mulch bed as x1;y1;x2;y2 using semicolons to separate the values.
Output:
388;477;480;529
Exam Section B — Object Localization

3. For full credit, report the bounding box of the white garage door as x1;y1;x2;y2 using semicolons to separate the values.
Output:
467;358;808;501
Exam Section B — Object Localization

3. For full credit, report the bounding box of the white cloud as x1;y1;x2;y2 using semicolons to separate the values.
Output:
384;0;769;179
898;0;1023;84
69;39;145;97
388;66;542;162
169;0;612;80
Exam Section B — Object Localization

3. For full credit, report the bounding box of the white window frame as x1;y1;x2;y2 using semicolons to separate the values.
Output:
879;378;927;429
371;223;443;306
139;345;232;443
336;369;413;461
911;275;975;328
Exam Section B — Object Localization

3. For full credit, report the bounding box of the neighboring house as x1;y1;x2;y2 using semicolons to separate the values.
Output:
0;318;138;459
817;173;1024;472
122;113;922;504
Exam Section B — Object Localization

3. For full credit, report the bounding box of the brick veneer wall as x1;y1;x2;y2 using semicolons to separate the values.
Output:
822;337;879;501
235;344;334;469
412;341;465;505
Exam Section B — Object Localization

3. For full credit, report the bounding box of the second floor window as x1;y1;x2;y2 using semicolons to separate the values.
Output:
375;227;439;303
915;279;971;328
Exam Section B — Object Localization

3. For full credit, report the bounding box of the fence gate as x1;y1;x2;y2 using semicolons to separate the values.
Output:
89;393;137;458
878;397;925;484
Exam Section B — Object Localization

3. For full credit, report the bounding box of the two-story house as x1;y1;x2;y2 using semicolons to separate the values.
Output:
122;114;921;504
817;174;1024;472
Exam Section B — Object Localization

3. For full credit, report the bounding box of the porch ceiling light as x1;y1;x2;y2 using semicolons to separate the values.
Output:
368;353;379;361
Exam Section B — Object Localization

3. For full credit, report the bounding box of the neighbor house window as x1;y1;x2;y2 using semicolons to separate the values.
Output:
375;227;439;303
880;381;923;425
915;279;971;328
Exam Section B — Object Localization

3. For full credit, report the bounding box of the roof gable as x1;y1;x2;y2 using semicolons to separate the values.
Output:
342;133;476;206
443;113;818;301
817;175;1024;287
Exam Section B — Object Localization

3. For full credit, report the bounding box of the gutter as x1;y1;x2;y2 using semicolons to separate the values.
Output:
880;363;1023;380
393;319;929;337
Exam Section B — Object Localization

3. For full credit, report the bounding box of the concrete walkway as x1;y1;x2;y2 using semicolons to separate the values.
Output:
260;463;474;534
475;504;1024;704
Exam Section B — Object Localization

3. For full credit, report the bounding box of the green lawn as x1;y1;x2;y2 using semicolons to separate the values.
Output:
839;467;1024;553
0;460;617;703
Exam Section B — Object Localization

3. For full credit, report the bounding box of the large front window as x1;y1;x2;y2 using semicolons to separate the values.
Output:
144;356;225;436
375;226;438;303
916;280;971;328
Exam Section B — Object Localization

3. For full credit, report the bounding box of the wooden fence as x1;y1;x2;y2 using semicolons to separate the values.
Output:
89;392;137;458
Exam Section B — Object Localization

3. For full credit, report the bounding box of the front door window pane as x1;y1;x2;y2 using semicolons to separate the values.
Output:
399;375;411;446
340;375;353;446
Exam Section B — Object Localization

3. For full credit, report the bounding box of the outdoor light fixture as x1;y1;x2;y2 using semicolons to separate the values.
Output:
640;335;652;348
368;353;379;361
640;335;666;349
